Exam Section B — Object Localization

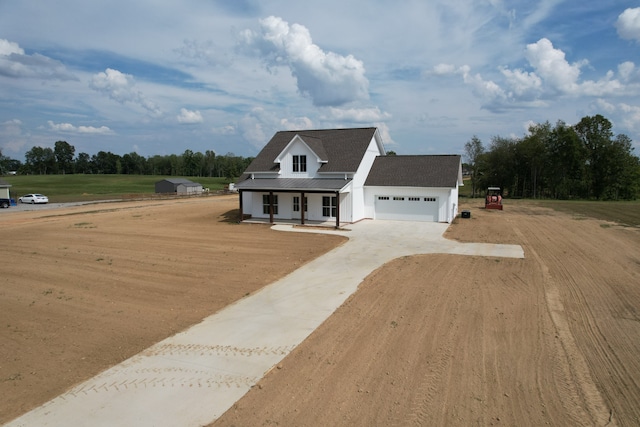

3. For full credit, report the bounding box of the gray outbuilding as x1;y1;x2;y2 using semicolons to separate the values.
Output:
155;178;203;195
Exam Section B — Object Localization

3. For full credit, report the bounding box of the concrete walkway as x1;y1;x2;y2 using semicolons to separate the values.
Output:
6;220;523;427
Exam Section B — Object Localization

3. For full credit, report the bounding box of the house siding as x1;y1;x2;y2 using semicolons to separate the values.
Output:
278;138;323;179
349;136;380;222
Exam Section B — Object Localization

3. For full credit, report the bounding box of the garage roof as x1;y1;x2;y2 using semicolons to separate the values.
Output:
365;155;462;188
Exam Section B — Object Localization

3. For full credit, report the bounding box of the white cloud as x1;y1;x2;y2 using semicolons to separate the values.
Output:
48;121;113;134
1;118;29;153
461;69;507;102
430;63;458;76
177;108;203;124
0;39;23;56
328;107;391;122
174;39;230;66
618;61;639;83
90;68;162;117
237;107;276;149
280;116;313;130
375;122;395;147
619;103;640;132
242;16;369;107
525;38;582;94
616;8;640;42
593;98;616;114
434;38;632;112
0;38;77;80
500;67;542;98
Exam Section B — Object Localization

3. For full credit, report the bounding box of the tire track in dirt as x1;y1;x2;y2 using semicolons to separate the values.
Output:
513;225;615;426
142;343;296;358
540;221;640;426
55;343;299;399
395;262;466;426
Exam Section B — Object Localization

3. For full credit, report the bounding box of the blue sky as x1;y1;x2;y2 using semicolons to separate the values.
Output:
1;0;639;161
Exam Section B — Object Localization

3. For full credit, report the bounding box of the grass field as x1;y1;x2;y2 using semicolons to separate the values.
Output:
532;199;640;228
1;175;232;203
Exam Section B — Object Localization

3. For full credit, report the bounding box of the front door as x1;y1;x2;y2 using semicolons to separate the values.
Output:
292;196;307;220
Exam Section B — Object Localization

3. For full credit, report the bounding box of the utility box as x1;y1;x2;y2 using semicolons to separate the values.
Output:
461;210;471;218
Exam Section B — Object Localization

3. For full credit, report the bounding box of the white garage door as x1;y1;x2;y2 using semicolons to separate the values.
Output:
375;196;439;222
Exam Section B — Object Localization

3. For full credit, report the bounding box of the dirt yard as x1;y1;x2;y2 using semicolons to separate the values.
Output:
2;196;639;426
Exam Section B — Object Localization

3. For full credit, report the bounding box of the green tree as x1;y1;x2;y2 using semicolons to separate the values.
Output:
181;149;199;176
54;140;75;174
480;136;518;196
121;152;147;174
573;114;614;199
606;134;640;200
75;152;91;174
192;151;205;176
0;149;8;174
91;151;120;174
148;155;172;175
204;150;216;177
518;122;550;198
464;135;484;197
546;121;586;199
25;146;55;174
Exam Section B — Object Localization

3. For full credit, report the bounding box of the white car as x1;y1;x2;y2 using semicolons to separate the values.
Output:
19;193;49;204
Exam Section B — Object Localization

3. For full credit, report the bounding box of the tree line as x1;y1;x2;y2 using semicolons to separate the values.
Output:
465;114;640;200
0;142;254;180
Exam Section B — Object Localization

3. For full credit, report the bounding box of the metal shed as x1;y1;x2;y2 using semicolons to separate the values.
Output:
155;178;203;194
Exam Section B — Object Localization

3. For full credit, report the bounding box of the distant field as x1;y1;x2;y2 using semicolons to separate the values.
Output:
532;199;640;228
1;175;232;203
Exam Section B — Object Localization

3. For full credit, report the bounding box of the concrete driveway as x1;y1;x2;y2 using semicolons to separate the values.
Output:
6;220;523;427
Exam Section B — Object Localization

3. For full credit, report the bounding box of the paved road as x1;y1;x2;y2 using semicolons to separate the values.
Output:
5;220;523;427
1;201;100;213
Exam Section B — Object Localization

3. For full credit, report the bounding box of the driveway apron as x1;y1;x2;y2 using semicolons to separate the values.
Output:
6;220;524;427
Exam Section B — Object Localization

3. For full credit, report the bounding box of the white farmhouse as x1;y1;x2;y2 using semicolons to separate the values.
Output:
235;128;462;226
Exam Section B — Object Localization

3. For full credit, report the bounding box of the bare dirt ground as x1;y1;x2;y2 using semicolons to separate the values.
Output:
213;199;640;427
0;195;345;424
2;196;640;426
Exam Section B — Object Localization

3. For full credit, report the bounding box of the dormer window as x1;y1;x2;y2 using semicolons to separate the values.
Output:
293;155;307;172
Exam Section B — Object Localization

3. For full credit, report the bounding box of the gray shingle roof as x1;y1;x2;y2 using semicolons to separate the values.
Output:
235;178;352;192
364;155;461;188
243;128;378;174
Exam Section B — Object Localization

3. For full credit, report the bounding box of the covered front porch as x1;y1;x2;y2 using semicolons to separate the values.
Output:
235;178;352;229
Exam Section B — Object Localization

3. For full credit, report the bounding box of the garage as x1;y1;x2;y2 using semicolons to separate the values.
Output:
374;195;439;222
